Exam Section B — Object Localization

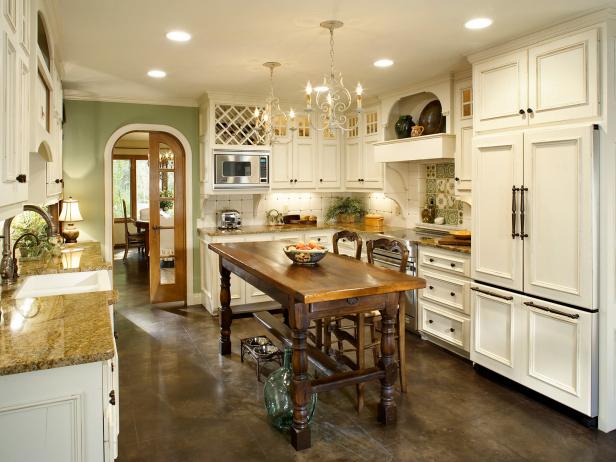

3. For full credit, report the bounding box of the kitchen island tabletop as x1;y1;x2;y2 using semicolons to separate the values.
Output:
208;240;426;450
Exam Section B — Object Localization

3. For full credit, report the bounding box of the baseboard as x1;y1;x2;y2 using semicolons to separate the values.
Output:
187;291;202;307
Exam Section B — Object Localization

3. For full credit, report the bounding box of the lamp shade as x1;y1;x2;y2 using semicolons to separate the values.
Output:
59;197;83;222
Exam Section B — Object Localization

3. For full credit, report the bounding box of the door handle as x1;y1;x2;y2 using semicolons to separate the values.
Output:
471;286;514;301
523;301;579;319
511;186;520;238
520;186;528;239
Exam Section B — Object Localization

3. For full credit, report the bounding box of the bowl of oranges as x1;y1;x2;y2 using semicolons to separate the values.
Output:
283;240;328;266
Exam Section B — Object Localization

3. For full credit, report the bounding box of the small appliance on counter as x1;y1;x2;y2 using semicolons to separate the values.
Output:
266;209;283;226
217;209;242;230
364;213;384;231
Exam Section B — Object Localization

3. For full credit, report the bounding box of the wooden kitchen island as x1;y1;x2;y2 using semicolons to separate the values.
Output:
209;241;426;450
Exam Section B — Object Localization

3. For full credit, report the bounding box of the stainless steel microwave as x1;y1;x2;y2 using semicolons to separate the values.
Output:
213;150;269;190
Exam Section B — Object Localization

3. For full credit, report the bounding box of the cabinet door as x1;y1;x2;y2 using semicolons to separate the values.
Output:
293;137;315;188
454;81;473;193
210;237;245;307
243;234;273;304
523;125;594;309
362;136;383;188
473;49;528;132
317;136;341;188
519;295;596;416
472;133;524;291
527;29;599;125
471;283;521;380
270;138;293;188
344;137;362;188
46;155;62;196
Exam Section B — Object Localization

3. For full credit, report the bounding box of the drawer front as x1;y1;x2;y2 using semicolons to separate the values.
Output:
420;270;470;314
274;233;304;243
420;300;470;351
419;247;470;277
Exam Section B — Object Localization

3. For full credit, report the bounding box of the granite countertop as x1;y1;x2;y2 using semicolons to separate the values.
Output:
199;223;471;254
19;241;112;276
0;241;116;376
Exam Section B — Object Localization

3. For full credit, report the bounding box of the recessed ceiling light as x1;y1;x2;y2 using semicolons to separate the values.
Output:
314;85;329;92
465;17;493;30
374;59;394;68
147;69;166;78
166;30;191;42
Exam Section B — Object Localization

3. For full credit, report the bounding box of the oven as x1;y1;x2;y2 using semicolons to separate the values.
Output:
371;243;419;333
214;150;269;189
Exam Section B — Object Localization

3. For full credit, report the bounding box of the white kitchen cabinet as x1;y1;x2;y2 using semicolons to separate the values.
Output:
470;282;598;416
473;49;528;132
270;114;316;189
418;246;472;356
243;234;273;304
527;29;599;126
473;29;599;132
472;126;595;309
454;79;473;193
316;129;341;189
344;108;383;189
472;132;524;291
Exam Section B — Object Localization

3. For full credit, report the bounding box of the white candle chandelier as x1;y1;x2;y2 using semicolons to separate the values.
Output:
255;62;295;144
305;20;363;132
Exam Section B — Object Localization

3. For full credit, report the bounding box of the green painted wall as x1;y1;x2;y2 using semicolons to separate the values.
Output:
62;100;200;293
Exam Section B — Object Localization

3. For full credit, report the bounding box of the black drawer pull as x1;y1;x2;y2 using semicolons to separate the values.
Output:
523;301;579;319
519;109;526;115
429;285;434;290
449;328;455;333
16;174;27;183
109;390;116;405
471;286;514;301
450;292;455;297
428;319;434;324
55;178;61;184
450;263;456;268
527;108;533;114
429;258;434;263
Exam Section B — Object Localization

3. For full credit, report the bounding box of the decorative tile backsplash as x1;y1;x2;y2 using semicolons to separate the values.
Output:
424;162;463;225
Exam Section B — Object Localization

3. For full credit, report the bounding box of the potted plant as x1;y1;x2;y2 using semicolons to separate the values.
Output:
10;209;55;260
325;197;366;224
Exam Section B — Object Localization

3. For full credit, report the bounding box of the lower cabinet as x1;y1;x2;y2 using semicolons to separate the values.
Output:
418;246;471;356
200;230;336;314
470;282;598;416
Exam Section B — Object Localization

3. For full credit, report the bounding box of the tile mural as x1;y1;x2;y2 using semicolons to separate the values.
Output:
424;162;463;225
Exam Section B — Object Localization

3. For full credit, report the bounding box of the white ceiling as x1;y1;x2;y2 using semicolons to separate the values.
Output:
53;0;609;106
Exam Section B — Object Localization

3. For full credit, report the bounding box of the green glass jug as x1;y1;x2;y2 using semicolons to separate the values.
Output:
263;347;317;431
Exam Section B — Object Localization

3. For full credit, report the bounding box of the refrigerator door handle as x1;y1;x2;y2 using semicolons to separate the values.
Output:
512;186;520;238
471;286;514;301
524;301;580;319
520;186;529;240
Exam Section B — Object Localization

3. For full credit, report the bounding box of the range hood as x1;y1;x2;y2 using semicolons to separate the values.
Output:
374;133;455;162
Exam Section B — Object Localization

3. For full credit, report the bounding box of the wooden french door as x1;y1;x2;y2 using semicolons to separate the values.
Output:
148;132;187;303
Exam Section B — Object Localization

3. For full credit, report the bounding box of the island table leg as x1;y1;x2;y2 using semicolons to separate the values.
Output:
378;293;399;424
290;302;311;450
219;260;232;355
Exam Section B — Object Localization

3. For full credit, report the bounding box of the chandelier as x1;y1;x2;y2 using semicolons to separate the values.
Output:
255;62;295;144
305;20;363;132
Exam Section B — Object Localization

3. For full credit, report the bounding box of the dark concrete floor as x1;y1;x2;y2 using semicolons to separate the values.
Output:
113;250;616;462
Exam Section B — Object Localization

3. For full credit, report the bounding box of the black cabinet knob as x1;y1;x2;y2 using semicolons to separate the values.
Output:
294;179;298;183
109;390;116;405
320;179;323;182
455;177;460;182
16;174;26;183
450;263;456;268
429;285;434;290
527;108;533;114
289;179;293;183
428;319;434;324
55;178;61;184
519;109;526;115
449;328;455;333
429;258;434;263
450;292;456;297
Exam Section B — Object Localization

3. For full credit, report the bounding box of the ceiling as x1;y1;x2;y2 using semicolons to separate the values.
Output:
53;0;609;106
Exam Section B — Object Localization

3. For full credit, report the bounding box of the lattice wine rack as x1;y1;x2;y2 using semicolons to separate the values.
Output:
214;104;267;145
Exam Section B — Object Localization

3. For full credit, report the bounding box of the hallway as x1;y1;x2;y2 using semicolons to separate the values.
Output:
113;251;616;461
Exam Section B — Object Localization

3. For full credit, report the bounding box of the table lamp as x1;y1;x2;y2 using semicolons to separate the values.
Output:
59;196;83;243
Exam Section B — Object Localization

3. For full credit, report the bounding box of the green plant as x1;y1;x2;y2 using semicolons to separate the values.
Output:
160;189;174;211
325;196;366;222
10;209;54;259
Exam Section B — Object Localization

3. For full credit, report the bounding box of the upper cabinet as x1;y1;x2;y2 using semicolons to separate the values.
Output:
316;123;342;189
271;113;316;189
473;29;599;132
454;79;473;194
344;108;383;189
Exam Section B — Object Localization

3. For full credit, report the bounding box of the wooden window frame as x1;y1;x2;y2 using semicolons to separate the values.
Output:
113;154;143;223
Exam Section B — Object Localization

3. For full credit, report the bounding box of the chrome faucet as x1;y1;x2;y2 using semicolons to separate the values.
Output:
0;205;58;282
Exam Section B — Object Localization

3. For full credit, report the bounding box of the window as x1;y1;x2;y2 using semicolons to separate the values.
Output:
297;115;310;138
347;115;358;138
113;156;149;221
365;111;378;135
461;87;473;119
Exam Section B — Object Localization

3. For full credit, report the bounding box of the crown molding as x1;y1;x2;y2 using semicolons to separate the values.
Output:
467;7;616;64
63;90;199;108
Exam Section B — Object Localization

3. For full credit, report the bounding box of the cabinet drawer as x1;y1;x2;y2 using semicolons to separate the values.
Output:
420;300;469;351
420;270;470;314
419;247;470;277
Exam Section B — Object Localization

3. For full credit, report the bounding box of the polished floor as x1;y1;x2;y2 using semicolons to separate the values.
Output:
113;250;616;461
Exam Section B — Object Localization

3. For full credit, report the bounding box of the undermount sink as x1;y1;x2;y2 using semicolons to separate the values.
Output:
14;270;112;299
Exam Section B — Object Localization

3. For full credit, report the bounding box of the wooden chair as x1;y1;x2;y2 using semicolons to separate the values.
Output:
122;199;146;261
330;237;409;411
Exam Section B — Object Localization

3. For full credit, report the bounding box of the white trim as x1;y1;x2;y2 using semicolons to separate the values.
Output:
64;91;199;108
103;124;195;303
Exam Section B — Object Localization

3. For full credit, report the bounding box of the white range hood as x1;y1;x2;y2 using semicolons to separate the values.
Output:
374;133;455;162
